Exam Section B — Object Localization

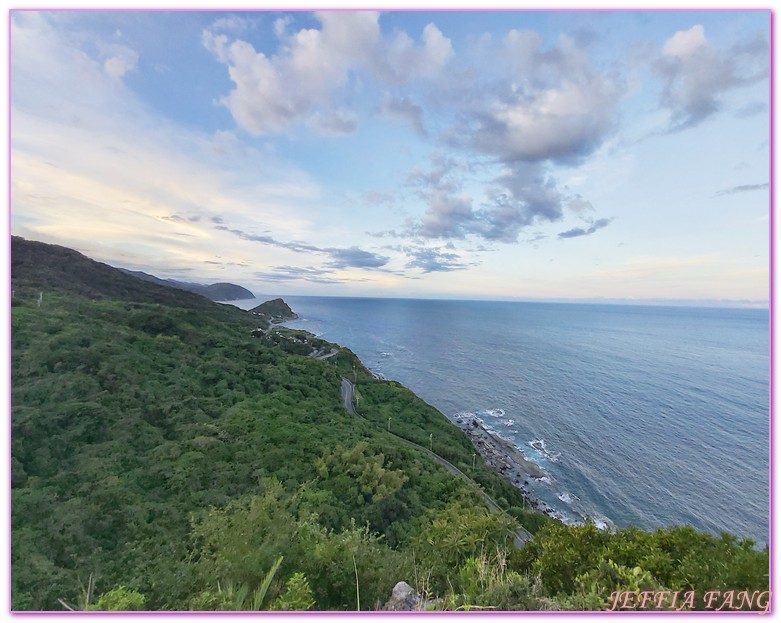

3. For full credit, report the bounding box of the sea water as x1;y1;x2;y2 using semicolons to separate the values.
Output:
232;297;769;545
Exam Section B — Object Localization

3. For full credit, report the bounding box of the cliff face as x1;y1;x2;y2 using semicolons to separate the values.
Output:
249;298;299;322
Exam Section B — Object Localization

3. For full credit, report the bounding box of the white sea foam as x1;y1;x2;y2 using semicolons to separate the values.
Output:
482;408;506;417
558;492;579;505
591;514;616;531
529;438;561;462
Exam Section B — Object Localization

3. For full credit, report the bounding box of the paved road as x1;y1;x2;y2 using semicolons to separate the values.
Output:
340;378;531;547
341;378;357;415
311;348;339;361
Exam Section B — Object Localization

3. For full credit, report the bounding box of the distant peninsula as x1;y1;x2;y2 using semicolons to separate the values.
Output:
250;297;299;323
120;268;254;301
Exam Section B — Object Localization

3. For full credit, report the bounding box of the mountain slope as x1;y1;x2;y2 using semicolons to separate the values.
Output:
12;237;215;309
11;237;535;611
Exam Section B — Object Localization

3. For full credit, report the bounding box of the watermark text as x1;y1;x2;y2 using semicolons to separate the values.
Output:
608;590;770;613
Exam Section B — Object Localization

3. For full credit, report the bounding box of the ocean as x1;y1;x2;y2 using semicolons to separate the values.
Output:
232;297;769;545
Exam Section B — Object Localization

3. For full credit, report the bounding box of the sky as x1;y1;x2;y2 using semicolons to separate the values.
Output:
8;8;771;303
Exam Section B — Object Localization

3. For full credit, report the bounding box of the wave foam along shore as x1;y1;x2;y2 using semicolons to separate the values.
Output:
451;416;578;520
452;414;550;488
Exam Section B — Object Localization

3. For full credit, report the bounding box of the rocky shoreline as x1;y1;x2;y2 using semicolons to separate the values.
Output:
271;307;567;523
452;415;565;520
270;301;616;531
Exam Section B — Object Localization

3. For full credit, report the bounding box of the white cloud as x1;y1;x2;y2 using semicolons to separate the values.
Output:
484;76;621;162
378;94;426;135
451;32;624;165
210;15;253;35
375;22;453;83
273;16;292;38
663;24;707;57
11;12;328;279
203;13;378;135
656;24;768;130
203;12;452;136
101;43;138;79
309;108;359;136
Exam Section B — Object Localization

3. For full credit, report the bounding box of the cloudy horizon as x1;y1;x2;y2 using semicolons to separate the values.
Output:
10;10;771;304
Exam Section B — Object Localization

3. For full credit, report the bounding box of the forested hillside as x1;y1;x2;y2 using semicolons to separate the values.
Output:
10;237;769;612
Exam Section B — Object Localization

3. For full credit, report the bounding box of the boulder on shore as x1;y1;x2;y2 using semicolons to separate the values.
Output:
383;582;424;611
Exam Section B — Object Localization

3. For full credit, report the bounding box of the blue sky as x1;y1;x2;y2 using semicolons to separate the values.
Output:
9;9;770;303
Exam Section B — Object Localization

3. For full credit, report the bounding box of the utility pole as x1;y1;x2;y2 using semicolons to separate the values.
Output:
429;433;433;451
38;291;43;307
387;416;391;433
472;452;476;471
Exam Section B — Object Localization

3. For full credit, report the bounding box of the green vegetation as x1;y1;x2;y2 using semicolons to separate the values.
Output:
249;297;298;322
11;237;768;611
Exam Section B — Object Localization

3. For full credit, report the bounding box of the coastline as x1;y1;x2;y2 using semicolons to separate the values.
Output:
272;308;586;527
451;415;566;520
261;297;764;542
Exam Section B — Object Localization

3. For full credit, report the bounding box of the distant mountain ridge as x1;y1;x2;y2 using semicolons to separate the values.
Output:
11;237;214;309
119;269;255;301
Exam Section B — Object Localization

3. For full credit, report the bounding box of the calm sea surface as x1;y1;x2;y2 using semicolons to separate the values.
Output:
232;297;769;544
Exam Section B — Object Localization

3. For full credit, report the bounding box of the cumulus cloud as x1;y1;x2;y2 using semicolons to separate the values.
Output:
309;108;359;136
202;12;378;134
558;217;614;239
405;158;578;244
416;190;477;239
373;22;453;84
406;153;465;193
403;155;479;239
101;43;139;79
566;196;595;214
489;164;565;224
656;25;768;131
449;32;624;165
378;94;427;135
203;12;452;136
385;31;621;247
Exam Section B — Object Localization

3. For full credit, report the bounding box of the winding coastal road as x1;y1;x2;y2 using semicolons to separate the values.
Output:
340;378;531;548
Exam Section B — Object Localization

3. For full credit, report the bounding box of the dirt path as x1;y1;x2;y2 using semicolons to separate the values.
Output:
340;378;531;547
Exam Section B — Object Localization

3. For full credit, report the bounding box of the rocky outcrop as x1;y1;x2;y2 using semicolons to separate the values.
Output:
382;581;440;611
